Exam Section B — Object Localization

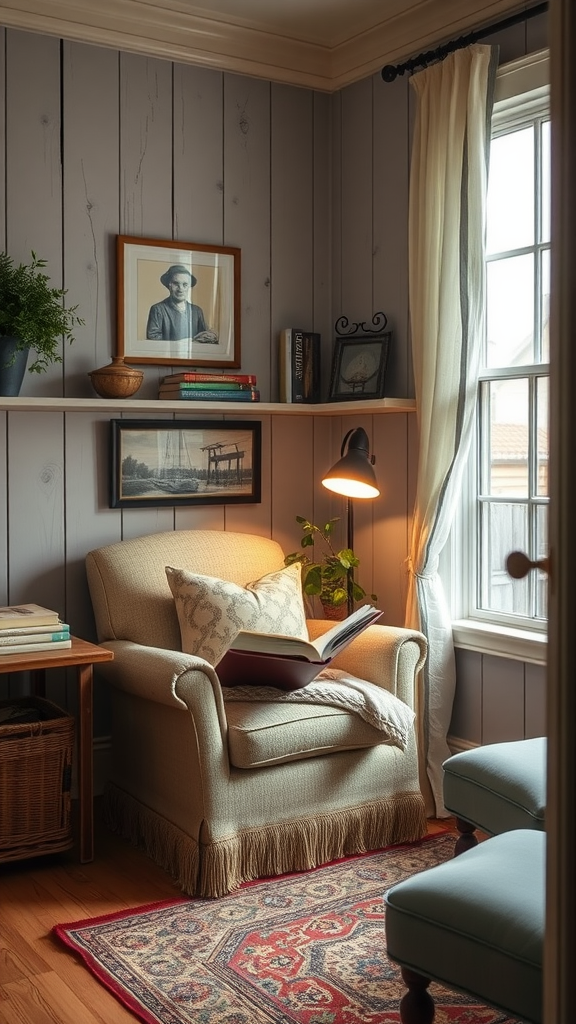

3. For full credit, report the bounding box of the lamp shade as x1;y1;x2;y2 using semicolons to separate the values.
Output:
322;427;380;499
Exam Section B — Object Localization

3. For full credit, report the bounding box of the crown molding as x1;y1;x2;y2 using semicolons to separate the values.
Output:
330;0;540;90
0;0;540;91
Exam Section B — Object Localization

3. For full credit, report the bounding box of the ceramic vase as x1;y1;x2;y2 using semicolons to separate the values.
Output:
0;337;29;396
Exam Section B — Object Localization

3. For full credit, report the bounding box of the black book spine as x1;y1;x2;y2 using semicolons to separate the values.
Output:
291;330;321;403
291;331;305;402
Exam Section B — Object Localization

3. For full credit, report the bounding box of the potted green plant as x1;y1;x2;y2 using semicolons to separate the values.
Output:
0;250;84;394
284;515;377;619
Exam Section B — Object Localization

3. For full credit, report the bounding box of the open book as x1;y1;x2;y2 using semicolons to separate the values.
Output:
217;603;382;691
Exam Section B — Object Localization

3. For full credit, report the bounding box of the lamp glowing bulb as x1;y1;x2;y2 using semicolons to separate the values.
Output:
322;476;380;499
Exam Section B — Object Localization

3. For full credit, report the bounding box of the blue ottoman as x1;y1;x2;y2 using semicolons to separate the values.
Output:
443;737;547;854
385;829;544;1024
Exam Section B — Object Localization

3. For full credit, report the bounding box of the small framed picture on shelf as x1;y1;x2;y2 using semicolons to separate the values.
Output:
328;331;391;402
116;235;241;367
109;419;261;508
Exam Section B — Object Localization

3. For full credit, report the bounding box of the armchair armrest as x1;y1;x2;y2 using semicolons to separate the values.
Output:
98;640;238;780
306;619;427;709
97;639;228;732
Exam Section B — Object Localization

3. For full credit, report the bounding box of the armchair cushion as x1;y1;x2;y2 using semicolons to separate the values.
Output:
224;699;387;768
165;561;307;666
223;669;416;767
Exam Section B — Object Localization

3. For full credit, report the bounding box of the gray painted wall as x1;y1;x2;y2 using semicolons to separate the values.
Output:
0;10;548;751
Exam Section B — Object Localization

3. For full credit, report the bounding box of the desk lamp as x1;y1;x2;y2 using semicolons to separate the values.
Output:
321;427;380;615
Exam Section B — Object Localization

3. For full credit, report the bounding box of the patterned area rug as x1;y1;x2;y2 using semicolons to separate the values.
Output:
53;834;517;1024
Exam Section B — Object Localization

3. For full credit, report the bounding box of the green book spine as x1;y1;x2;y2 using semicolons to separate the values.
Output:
0;629;71;647
159;389;260;402
163;381;250;391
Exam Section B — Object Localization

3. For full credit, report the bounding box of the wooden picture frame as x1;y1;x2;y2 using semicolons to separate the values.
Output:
109;419;261;508
328;332;391;401
116;235;241;367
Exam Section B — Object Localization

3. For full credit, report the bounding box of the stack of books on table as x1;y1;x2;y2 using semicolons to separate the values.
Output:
159;372;260;402
0;603;72;654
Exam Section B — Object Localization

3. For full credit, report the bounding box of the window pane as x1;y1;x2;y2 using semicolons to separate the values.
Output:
541;120;551;243
541;247;550;362
487;126;534;254
486;378;529;496
536;503;548;618
467;81;550;631
487;254;534;367
537;376;549;496
480;501;529;614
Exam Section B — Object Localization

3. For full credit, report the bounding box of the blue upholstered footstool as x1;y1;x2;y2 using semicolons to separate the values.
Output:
385;828;544;1024
443;737;547;854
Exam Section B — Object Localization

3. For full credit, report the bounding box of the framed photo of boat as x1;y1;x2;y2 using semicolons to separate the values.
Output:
116;235;241;367
109;419;261;508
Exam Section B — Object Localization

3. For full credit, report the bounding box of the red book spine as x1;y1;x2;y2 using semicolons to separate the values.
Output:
162;372;257;385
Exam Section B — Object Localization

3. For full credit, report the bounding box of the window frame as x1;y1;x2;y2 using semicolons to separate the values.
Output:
447;49;549;663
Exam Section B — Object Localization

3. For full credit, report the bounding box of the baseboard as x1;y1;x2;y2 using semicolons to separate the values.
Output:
93;735;112;795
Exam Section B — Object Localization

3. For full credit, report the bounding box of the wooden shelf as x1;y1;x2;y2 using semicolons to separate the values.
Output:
0;396;415;415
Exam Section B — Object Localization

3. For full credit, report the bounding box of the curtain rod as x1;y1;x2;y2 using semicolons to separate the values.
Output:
381;2;548;82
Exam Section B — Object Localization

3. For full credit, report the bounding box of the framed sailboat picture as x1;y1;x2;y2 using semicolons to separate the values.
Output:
109;419;261;508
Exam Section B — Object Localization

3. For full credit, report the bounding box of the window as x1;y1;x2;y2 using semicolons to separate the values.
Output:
452;51;550;645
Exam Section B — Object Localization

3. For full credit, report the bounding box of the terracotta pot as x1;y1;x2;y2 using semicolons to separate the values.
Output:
321;601;348;621
88;356;143;398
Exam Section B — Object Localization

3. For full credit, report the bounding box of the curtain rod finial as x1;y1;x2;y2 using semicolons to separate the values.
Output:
381;65;398;83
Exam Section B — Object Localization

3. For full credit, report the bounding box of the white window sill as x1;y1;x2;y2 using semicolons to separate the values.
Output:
452;618;547;665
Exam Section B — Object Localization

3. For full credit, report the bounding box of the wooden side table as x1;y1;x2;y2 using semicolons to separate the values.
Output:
0;637;113;863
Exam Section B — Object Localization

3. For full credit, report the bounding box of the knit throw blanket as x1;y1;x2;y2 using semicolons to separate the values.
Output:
221;668;414;750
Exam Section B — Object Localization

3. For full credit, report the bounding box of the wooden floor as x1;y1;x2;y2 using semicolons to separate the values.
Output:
0;801;455;1024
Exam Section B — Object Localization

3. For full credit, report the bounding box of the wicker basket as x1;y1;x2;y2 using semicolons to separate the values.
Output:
0;696;74;862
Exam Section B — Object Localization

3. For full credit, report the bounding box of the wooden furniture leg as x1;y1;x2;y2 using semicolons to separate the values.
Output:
399;966;435;1024
454;816;479;855
77;663;94;863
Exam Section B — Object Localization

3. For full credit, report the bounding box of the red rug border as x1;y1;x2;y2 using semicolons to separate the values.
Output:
51;831;454;1024
53;917;169;1024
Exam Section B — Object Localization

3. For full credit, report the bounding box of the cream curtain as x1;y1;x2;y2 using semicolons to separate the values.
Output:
406;44;498;816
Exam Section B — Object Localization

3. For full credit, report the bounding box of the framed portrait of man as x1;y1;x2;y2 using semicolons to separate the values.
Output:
116;235;241;367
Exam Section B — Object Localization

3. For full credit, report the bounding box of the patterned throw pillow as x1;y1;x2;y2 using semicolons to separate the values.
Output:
165;562;308;666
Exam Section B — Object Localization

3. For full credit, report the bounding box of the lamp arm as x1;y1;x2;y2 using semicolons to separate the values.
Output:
347;498;354;616
341;428;355;456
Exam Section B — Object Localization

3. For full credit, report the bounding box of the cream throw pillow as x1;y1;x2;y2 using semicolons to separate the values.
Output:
165;562;308;666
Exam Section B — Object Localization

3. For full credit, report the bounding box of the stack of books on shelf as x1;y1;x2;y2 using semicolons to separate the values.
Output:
0;604;72;654
159;372;260;402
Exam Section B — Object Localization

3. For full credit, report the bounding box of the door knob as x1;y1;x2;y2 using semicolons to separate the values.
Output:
506;551;550;579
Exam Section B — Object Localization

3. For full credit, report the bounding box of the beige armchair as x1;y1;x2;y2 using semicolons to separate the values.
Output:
86;529;427;897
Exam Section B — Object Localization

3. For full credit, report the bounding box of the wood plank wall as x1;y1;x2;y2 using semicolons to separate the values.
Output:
0;26;416;735
0;10;548;753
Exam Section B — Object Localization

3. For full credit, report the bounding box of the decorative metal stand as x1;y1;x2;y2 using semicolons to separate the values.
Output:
334;312;388;337
328;312;391;402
